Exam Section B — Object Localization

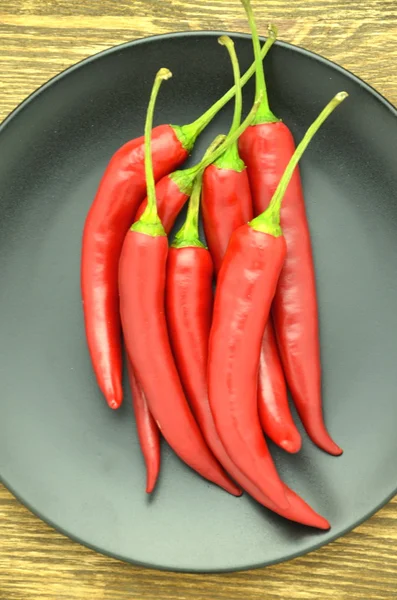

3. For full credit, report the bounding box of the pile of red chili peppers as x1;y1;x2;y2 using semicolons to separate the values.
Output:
81;0;348;530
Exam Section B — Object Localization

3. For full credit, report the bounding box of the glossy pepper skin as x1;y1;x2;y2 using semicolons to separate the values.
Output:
239;123;342;456
166;246;241;497
202;166;252;273
127;360;160;494
119;232;241;494
208;224;288;507
82;125;188;410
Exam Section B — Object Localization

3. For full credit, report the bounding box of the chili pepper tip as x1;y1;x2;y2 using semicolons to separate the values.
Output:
316;516;331;531
279;436;302;454
146;479;156;494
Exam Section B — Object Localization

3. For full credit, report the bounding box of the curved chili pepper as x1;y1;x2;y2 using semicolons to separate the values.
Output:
127;360;160;494
238;0;343;455
119;69;262;494
82;125;188;410
208;223;287;506
208;90;347;508
201;35;300;453
166;175;242;497
82;41;274;410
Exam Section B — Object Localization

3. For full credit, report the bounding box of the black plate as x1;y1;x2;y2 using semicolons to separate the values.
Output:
0;32;396;573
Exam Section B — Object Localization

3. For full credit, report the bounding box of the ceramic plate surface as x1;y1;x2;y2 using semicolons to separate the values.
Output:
0;32;396;573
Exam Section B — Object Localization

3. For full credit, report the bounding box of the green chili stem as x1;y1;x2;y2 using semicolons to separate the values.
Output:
240;0;279;124
173;93;262;197
213;35;246;172
170;135;226;195
177;134;226;248
132;68;172;234
172;175;205;249
175;28;277;146
197;93;263;171
203;135;227;160
219;36;242;135
250;92;349;236
171;94;262;201
184;174;202;240
241;1;267;105
185;133;227;178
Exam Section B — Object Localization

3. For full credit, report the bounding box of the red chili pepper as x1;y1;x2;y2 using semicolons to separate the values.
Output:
119;69;261;493
128;135;224;494
201;34;300;453
82;125;187;410
238;0;343;455
166;174;242;497
201;36;272;275
127;360;160;494
209;223;287;507
82;41;274;411
208;90;347;507
257;322;301;453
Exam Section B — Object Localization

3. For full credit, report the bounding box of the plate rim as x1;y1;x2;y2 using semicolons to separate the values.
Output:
1;30;396;135
1;30;396;573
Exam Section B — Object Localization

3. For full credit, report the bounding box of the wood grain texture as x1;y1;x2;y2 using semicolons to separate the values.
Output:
0;1;396;599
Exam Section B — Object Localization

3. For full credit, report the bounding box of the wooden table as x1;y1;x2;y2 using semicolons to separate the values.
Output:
1;1;396;598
